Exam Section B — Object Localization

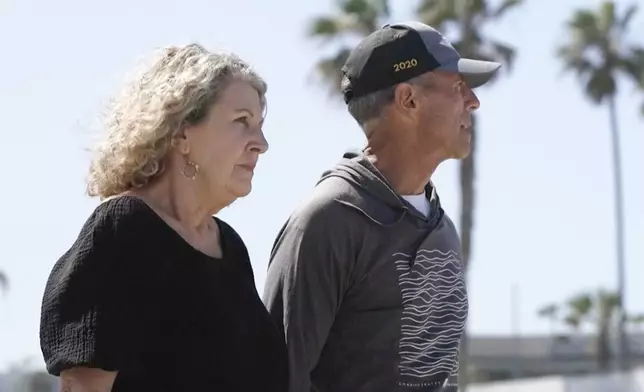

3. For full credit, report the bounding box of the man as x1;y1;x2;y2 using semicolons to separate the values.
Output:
263;21;501;392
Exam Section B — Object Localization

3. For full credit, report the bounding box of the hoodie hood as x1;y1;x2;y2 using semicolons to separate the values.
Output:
318;151;442;227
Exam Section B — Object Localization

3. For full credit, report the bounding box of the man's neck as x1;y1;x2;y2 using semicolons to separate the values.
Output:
363;144;441;195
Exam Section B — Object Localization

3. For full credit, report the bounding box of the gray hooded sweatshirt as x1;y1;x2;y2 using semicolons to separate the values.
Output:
263;152;467;392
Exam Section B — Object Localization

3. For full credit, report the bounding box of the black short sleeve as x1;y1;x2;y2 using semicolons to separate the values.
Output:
40;198;162;376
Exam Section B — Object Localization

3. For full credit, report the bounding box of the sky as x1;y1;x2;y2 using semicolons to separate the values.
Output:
1;0;643;372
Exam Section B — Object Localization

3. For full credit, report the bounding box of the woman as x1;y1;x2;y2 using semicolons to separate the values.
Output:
39;43;288;391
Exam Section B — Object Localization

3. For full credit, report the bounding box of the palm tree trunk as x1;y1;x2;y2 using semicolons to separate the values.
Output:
608;94;628;372
460;119;475;269
458;115;476;391
597;323;611;371
0;271;7;293
458;0;475;389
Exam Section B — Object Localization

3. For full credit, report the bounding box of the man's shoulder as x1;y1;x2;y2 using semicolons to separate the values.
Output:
287;176;363;231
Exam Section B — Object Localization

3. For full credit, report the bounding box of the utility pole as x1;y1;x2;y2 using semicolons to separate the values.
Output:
511;283;522;379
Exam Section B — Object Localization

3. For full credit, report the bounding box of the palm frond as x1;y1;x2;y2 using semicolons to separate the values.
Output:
619;4;638;32
0;271;7;294
557;46;596;78
537;304;559;319
340;0;389;34
597;1;616;37
488;40;516;71
492;0;522;19
312;47;353;97
620;46;644;88
597;290;620;322
419;0;519;73
470;0;489;18
308;0;390;42
307;15;373;42
309;16;344;38
308;16;351;42
567;293;594;318
585;66;616;103
307;0;391;95
416;0;458;32
567;10;604;47
564;313;583;329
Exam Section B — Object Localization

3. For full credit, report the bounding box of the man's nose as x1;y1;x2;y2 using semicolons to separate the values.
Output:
466;87;480;111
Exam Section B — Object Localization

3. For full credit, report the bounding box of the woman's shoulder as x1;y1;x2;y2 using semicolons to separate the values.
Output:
94;194;155;222
214;217;242;244
80;195;158;238
214;218;251;263
41;197;169;377
59;196;160;271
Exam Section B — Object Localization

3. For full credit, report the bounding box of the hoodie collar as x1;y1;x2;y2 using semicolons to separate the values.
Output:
318;151;443;227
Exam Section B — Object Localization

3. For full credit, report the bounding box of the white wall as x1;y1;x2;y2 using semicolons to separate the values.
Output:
468;367;644;392
469;376;565;392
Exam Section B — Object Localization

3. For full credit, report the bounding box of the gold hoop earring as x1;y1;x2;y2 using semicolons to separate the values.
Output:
181;161;199;180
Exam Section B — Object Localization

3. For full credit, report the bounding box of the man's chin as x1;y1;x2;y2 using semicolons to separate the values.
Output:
453;129;472;158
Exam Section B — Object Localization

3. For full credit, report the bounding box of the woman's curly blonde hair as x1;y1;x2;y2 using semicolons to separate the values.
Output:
87;43;267;199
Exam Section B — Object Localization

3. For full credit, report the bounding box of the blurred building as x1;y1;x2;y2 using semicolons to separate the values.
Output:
0;370;56;392
468;366;644;392
2;333;644;391
468;333;644;382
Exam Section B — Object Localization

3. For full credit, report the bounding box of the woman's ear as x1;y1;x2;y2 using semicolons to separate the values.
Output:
171;133;190;155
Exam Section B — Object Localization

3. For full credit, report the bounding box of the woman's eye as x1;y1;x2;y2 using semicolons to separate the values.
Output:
235;117;249;126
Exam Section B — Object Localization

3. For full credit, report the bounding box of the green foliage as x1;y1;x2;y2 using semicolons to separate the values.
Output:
537;289;644;370
538;290;625;330
307;0;390;96
416;0;522;73
557;1;644;110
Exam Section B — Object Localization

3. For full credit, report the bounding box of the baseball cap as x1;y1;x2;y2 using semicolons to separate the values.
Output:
341;21;502;103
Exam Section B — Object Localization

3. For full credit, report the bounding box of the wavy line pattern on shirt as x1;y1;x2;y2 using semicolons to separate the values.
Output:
393;249;467;381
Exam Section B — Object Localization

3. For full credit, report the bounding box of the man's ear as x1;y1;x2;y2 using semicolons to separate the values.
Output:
394;83;418;114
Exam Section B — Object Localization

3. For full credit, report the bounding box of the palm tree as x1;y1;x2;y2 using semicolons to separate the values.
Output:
537;303;559;334
307;0;390;97
565;291;618;372
538;290;629;372
557;0;644;371
416;1;522;388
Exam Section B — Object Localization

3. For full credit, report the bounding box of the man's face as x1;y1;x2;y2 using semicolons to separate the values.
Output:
412;71;480;160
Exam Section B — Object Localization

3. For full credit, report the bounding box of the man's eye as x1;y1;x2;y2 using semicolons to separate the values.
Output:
235;117;249;126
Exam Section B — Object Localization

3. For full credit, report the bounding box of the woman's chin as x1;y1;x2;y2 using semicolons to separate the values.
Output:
229;180;253;199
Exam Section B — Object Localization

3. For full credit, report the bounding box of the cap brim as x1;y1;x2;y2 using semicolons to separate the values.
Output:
441;58;502;88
